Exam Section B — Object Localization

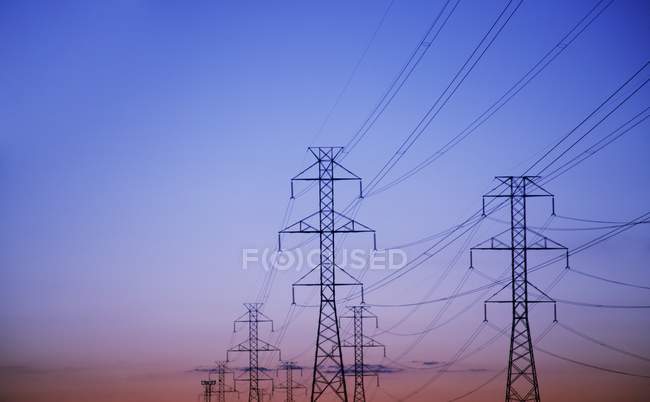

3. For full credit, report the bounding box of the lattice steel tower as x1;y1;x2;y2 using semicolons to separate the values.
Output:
470;176;568;402
341;306;385;402
201;379;217;402
228;303;281;402
276;361;306;402
279;147;376;401
215;361;237;402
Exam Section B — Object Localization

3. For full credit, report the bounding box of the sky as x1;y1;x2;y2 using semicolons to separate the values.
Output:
0;0;649;401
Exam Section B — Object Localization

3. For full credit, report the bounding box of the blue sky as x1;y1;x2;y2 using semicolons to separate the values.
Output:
0;1;649;401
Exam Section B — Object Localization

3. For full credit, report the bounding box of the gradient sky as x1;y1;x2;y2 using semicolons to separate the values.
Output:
1;1;649;401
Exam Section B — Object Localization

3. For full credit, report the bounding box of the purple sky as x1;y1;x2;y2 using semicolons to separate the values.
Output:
1;1;649;401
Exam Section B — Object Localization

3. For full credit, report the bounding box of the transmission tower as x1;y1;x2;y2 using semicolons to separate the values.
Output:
279;147;376;401
215;361;238;402
341;305;386;402
276;361;307;402
201;379;217;402
470;176;569;402
228;303;281;402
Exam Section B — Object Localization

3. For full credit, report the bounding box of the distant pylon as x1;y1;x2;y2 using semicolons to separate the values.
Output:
276;361;307;402
201;379;217;402
215;361;238;402
279;146;377;401
341;305;386;402
470;176;569;402
228;303;281;402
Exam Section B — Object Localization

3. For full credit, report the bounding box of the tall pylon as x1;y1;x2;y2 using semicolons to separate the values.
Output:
470;176;569;402
341;306;386;402
279;147;376;401
228;303;281;402
276;361;306;402
201;379;217;402
215;361;238;402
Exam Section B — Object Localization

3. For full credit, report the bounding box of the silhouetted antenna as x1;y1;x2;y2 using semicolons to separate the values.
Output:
275;361;306;402
470;176;569;402
341;305;386;402
215;361;238;402
279;146;377;401
227;303;280;402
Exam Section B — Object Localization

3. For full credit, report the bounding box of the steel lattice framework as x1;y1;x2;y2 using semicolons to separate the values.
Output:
201;379;217;402
228;303;280;402
471;176;569;402
279;147;376;401
341;306;385;402
276;361;306;402
215;361;237;402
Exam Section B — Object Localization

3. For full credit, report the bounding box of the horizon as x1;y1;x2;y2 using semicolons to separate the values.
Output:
1;1;649;401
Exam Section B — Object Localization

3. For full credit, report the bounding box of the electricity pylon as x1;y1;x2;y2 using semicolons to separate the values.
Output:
276;361;307;402
470;176;569;402
341;305;386;402
201;379;217;402
279;147;376;401
228;303;281;402
215;361;238;402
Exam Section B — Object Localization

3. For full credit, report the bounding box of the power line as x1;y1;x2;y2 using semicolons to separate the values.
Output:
525;60;649;175
447;321;557;402
370;0;614;195
537;77;650;175
536;347;650;379
557;322;650;362
556;299;650;309
343;0;462;155
308;0;397;146
542;106;650;182
365;0;524;194
567;267;650;291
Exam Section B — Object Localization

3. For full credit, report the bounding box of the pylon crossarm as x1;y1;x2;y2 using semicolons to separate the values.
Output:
234;317;272;324
228;341;250;353
291;264;320;286
527;281;556;303
333;160;362;180
333;211;374;233
526;228;567;250
234;376;274;383
362;336;385;349
524;177;554;197
291;161;319;182
279;212;320;234
335;263;363;286
471;228;511;250
255;339;281;354
484;278;512;304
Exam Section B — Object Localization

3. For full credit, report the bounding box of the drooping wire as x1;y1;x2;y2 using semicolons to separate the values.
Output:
365;0;524;195
525;60;649;175
343;0;462;156
557;322;650;362
536;347;650;379
537;77;650;176
370;0;614;196
447;321;557;401
567;267;650;291
541;106;650;182
307;0;397;147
